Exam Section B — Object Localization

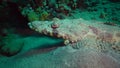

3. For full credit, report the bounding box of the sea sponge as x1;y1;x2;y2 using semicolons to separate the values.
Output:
27;11;39;22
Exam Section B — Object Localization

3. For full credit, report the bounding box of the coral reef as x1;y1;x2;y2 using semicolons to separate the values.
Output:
1;0;119;24
0;0;120;68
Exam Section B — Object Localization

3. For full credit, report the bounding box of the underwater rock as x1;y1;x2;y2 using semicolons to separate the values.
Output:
0;34;24;57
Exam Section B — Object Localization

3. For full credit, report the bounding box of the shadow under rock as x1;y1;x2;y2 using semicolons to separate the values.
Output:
15;36;65;58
